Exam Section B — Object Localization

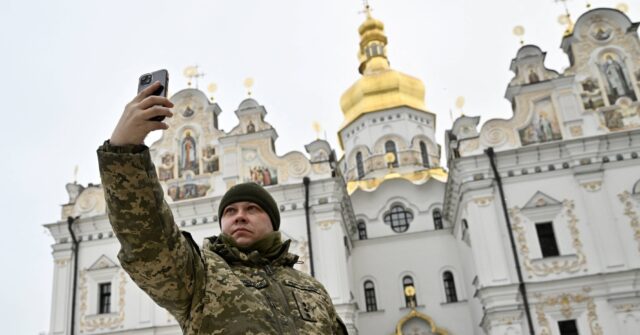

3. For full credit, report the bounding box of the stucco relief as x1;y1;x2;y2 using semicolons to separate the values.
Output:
509;200;587;277
72;187;106;217
79;270;126;332
534;287;602;335
618;191;640;253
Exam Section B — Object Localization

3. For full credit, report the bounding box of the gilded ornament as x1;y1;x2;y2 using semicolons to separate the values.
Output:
580;181;602;192
570;125;583;137
618;191;640;253
79;270;127;332
317;220;337;230
473;196;493;207
534;288;602;335
394;308;449;335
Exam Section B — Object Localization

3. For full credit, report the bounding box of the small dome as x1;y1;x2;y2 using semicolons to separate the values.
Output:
515;45;543;59
238;98;259;110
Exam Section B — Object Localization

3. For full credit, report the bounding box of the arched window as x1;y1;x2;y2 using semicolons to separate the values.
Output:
385;140;399;168
356;152;365;179
383;205;413;233
419;141;429;167
433;208;443;230
443;271;458;303
357;220;367;240
364;280;377;312
402;275;417;307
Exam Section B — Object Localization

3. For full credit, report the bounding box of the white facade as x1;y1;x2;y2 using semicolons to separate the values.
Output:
46;7;640;335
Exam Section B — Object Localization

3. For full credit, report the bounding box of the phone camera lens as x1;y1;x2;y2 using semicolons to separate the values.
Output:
141;74;152;85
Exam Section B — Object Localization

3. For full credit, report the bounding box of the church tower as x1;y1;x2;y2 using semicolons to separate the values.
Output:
339;6;472;335
338;6;443;190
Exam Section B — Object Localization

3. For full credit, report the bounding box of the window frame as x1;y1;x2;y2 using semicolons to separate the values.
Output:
433;208;443;230
402;275;417;308
383;205;413;233
98;282;112;314
384;140;399;168
536;221;560;258
443;271;458;303
419;141;429;167
356;151;365;179
558;319;579;335
357;220;367;240
363;280;378;312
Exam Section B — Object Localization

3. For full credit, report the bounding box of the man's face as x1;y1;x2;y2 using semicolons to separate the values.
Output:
220;201;274;247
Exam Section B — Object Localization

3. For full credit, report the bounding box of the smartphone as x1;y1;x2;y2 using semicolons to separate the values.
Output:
138;69;169;122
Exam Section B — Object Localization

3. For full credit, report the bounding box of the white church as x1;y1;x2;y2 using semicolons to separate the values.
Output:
45;6;640;335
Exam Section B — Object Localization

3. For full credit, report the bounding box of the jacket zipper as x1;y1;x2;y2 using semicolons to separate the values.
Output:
265;264;300;335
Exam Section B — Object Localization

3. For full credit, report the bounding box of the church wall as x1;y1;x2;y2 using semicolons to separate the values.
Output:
351;230;473;334
350;178;446;239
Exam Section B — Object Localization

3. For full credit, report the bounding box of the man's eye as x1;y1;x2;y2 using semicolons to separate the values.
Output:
224;208;236;215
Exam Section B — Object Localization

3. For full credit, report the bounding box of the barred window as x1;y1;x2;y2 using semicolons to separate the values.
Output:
356;152;365;179
383;205;413;233
385;140;399;168
98;282;111;314
443;271;458;303
357;220;367;240
433;208;443;230
364;281;377;312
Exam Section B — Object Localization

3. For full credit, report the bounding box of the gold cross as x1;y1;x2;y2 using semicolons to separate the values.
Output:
359;0;373;18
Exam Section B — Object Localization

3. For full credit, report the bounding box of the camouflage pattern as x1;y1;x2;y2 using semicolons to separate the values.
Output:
97;142;347;335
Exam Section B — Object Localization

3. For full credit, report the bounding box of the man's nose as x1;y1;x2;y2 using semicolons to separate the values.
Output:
233;209;248;222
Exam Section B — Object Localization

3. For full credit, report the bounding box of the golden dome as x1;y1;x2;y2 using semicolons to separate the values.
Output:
339;11;427;134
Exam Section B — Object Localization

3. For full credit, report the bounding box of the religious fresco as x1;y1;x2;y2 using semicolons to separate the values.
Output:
599;54;637;104
242;148;278;186
202;145;219;173
158;153;175;181
580;78;605;111
518;99;563;146
167;180;210;201
601;101;640;131
179;131;199;177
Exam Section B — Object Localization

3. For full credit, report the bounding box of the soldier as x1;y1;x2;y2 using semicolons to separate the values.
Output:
98;81;348;334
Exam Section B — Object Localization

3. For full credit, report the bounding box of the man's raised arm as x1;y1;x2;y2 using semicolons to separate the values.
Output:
97;82;204;328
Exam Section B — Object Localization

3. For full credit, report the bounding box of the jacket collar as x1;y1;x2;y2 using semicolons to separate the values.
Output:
203;235;299;268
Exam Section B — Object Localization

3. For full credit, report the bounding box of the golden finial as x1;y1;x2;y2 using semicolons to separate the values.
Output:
555;0;574;36
207;83;217;102
512;25;525;45
243;77;254;97
455;96;465;117
312;121;322;139
73;165;79;184
616;3;629;13
184;65;205;88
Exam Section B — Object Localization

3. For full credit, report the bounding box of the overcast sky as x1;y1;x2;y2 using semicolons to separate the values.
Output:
1;0;638;333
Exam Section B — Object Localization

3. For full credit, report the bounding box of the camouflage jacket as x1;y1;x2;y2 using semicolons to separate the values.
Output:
97;142;347;335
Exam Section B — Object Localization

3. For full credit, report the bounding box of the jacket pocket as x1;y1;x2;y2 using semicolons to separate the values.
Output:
283;280;328;323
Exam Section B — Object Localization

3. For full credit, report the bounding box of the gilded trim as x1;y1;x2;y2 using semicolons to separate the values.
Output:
618;191;640;253
509;200;587;277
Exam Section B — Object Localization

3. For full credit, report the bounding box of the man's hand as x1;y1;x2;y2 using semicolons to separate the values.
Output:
110;81;175;146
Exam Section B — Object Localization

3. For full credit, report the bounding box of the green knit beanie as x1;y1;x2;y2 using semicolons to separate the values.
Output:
218;182;280;231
